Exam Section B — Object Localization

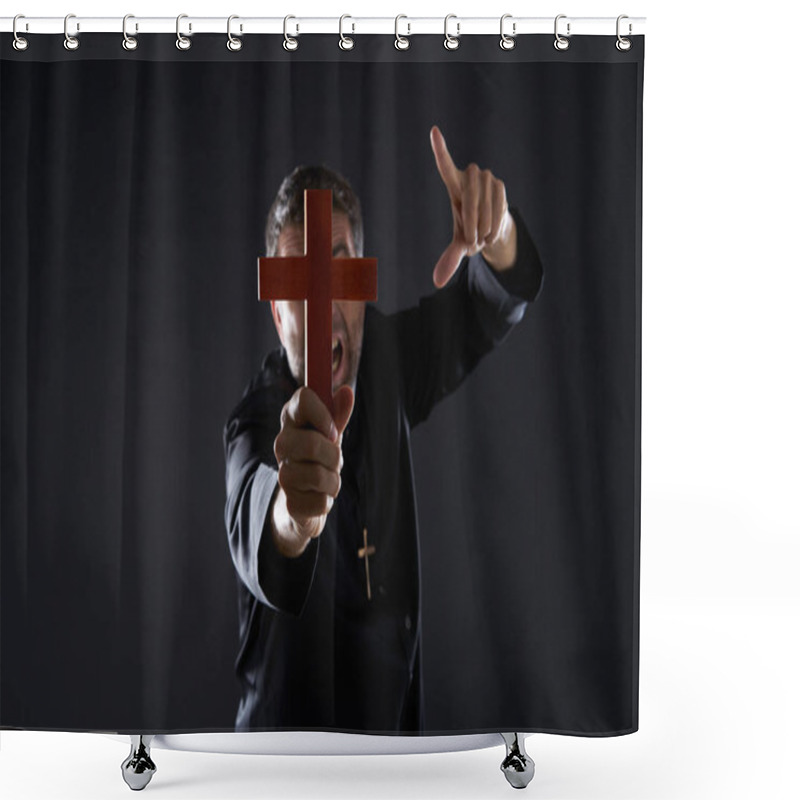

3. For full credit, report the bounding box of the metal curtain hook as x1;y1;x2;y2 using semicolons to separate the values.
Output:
444;14;460;50
554;14;570;51
122;14;138;51
227;15;242;51
616;14;632;51
12;14;29;51
394;14;410;50
64;13;80;51
176;13;191;50
339;14;354;50
283;15;298;51
500;14;516;50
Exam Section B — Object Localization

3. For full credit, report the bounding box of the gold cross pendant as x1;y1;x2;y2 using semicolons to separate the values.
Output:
357;527;376;601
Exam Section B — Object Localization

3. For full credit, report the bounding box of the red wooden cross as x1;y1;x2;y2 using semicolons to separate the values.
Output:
258;189;378;414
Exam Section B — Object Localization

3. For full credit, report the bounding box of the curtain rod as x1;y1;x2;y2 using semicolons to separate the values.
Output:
1;16;646;37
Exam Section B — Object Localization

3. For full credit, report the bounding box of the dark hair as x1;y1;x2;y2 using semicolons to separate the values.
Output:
265;165;364;258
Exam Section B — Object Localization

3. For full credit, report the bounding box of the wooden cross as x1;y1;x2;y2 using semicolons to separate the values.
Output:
258;189;378;414
358;527;376;601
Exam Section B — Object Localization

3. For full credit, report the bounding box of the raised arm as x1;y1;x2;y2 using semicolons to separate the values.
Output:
386;126;543;428
388;204;543;429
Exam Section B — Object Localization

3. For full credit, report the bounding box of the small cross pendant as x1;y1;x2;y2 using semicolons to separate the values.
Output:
357;527;376;601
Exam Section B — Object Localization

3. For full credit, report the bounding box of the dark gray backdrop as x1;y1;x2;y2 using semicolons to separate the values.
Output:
1;33;642;734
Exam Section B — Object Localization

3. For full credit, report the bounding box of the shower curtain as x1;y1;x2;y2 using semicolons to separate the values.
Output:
1;29;643;737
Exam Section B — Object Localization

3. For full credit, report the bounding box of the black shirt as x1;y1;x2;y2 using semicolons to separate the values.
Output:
223;206;544;733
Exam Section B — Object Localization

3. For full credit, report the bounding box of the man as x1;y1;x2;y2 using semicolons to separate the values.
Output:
223;126;544;733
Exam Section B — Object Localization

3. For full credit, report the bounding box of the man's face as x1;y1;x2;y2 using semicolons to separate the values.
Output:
270;210;366;396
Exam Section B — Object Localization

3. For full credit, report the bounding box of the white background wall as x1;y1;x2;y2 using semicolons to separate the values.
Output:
2;1;798;798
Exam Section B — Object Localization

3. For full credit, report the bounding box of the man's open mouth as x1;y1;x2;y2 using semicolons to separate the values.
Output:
332;335;343;375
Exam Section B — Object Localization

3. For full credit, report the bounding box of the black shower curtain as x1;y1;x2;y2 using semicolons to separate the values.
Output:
1;32;642;735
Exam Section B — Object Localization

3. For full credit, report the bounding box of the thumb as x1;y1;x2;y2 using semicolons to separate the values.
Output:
433;240;467;288
332;385;355;441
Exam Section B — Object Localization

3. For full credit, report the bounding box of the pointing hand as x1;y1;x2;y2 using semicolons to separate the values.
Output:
429;124;516;287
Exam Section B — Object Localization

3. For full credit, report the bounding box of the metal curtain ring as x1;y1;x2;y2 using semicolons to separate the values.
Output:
176;14;191;50
339;14;354;50
12;14;29;51
283;15;298;51
122;14;138;51
500;14;516;50
616;14;632;51
64;13;79;51
554;14;570;51
394;15;410;50
227;15;242;51
444;14;460;50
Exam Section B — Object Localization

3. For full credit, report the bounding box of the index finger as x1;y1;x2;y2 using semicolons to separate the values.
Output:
285;387;339;442
430;125;461;200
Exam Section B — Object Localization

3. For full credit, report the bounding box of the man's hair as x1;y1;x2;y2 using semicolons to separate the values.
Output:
265;165;364;258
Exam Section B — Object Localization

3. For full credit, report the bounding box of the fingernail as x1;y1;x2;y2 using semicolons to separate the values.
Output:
330;423;338;441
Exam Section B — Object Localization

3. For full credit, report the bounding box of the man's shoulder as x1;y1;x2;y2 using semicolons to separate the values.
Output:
249;347;295;394
357;303;406;416
364;301;400;345
360;303;395;374
224;348;296;432
363;302;386;334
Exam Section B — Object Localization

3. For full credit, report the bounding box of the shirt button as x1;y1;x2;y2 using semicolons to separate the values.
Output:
404;615;412;631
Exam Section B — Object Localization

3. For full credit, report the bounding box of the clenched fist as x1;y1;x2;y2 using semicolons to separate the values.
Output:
269;384;355;558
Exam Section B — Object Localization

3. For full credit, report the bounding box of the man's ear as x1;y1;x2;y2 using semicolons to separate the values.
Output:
270;300;284;345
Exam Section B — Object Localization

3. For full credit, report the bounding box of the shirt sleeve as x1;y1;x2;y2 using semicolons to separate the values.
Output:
223;390;319;616
474;205;545;304
388;204;544;428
